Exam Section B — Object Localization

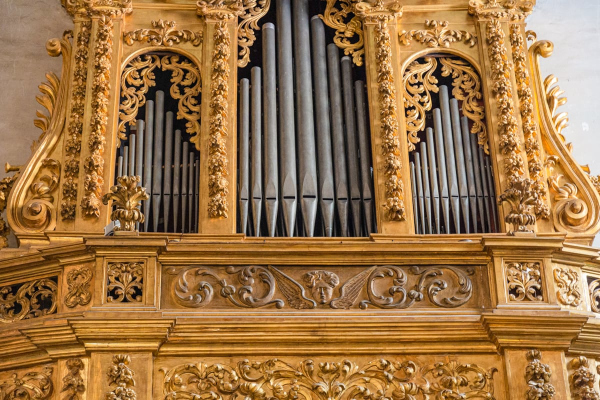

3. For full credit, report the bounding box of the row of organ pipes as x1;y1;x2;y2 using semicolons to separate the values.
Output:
237;0;375;237
410;84;498;234
116;90;200;233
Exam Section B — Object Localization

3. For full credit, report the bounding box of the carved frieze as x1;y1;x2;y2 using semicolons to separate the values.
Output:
506;262;543;302
107;354;136;400
0;277;58;323
526;349;556;399
165;265;478;310
62;358;85;400
107;262;144;303
161;358;497;399
569;356;599;400
399;20;477;48
553;267;582;307
123;19;203;47
0;366;53;399
65;266;93;308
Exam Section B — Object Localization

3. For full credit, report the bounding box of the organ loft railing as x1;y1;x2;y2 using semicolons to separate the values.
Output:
3;0;600;245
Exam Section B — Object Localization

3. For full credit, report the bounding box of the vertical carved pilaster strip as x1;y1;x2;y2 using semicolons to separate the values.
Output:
207;21;230;219
510;23;550;220
569;356;600;400
106;354;136;399
526;349;556;399
62;358;85;400
81;16;113;218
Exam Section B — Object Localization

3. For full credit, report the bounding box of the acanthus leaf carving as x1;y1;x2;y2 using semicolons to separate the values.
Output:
320;0;365;66
123;19;203;47
506;261;543;302
0;366;53;399
399;20;477;48
237;0;271;67
0;277;58;323
65;266;93;308
107;262;144;303
553;267;582;307
102;175;149;232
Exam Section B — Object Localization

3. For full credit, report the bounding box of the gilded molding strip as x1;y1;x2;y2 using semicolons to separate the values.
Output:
238;0;271;67
0;175;17;249
375;19;405;221
553;267;582;307
569;356;600;399
167;265;475;309
123;19;203;47
0;277;58;323
510;24;550;220
107;262;144;303
65;266;93;308
61;21;91;221
0;366;53;399
320;0;365;66
161;358;497;399
506;261;543;302
81;16;113;218
439;57;489;153
207;21;230;218
526;350;556;399
399;20;477;48
402;57;438;152
62;358;85;400
107;354;136;400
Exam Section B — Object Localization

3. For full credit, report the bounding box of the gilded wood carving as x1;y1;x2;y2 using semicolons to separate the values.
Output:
61;358;85;400
0;175;17;249
123;19;203;47
107;355;136;400
107;262;144;303
553;267;582;307
237;0;271;67
161;358;497;400
399;20;476;48
321;0;365;66
568;356;599;400
0;366;53;399
102;176;149;232
506;262;543;302
0;277;58;323
526;350;556;399
588;277;600;313
64;266;93;308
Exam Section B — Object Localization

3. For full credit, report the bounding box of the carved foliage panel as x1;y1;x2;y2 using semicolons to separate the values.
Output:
552;265;583;309
100;258;156;307
154;355;503;400
0;276;58;323
0;364;54;399
161;265;485;310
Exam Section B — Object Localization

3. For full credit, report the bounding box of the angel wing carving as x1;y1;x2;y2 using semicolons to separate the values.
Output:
330;266;377;309
268;266;316;309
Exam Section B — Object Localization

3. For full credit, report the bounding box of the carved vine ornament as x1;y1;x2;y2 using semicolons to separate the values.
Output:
107;354;137;400
161;358;497;399
0;366;53;399
0;277;58;323
399;20;477;48
124;19;203;47
62;358;86;400
526;350;556;399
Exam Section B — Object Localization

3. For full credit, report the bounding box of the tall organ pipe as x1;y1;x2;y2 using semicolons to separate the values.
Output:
142;100;154;232
194;161;199;233
128;135;136;176
239;78;250;235
250;67;262;236
173;130;182;233
469;129;485;233
460;116;478;233
152;91;165;233
433;109;450;232
311;16;335;237
341;56;361;236
420;142;433;234
163;112;174;232
426;128;440;233
293;0;318;237
123;146;129;181
485;156;497;232
276;0;297;236
478;146;491;232
410;162;419;234
326;44;349;237
181;142;189;233
135;120;144;178
414;152;426;234
439;86;460;232
355;81;373;235
188;151;195;233
450;98;469;232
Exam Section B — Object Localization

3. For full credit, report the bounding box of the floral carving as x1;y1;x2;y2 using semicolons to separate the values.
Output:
321;0;365;66
0;366;53;399
498;178;537;233
107;262;144;303
0;175;17;249
510;24;549;220
167;265;475;310
123;19;202;47
65;266;93;308
569;356;600;400
399;20;476;48
102;176;149;232
161;358;496;399
402;57;438;152
553;268;582;307
375;19;405;221
526;350;555;399
237;0;271;67
62;21;91;220
62;358;85;400
440;57;488;153
506;262;543;302
82;16;113;218
107;354;136;400
118;54;201;147
0;277;58;323
208;21;230;218
588;278;600;313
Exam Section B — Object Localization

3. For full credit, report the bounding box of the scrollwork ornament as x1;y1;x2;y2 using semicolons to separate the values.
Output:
62;358;85;400
0;366;53;399
107;354;136;400
0;278;58;323
506;262;543;302
553;267;582;307
65;266;93;308
399;20;477;48
320;0;365;66
21;159;61;232
588;278;600;313
569;356;600;400
237;0;271;67
526;349;556;400
107;262;144;303
123;19;203;47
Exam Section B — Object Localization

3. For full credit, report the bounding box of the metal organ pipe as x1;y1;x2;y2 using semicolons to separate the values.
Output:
163;112;174;232
142;99;154;232
355;80;374;235
239;78;250;235
419;142;433;234
450;98;469;232
181;142;189;233
135;120;144;178
188;151;195;233
250;67;262;237
460;115;478;233
433;109;450;232
439;86;460;232
469;127;485;233
128;134;136;176
173;129;182;233
152;91;165;233
426;128;440;233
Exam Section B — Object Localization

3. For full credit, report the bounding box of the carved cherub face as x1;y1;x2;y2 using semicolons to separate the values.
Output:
302;271;340;305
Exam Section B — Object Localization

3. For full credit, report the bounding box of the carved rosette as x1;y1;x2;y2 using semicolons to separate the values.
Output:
506;261;543;302
62;21;91;221
0;277;58;323
123;19;203;47
510;24;549;220
569;356;600;400
0;366;54;399
553;267;582;307
107;354;136;400
399;20;477;48
526;350;556;399
207;21;231;218
82;16;113;218
65;266;93;308
161;358;496;399
62;358;86;400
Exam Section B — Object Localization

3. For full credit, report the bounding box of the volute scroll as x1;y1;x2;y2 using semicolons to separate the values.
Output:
528;38;600;239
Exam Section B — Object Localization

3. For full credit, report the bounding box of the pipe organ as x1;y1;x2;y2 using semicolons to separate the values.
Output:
3;0;600;398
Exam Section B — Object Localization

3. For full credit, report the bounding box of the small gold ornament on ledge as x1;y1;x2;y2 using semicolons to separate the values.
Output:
102;176;149;233
498;179;537;234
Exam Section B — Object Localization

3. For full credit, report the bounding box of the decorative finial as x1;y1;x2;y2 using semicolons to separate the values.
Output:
498;179;537;234
102;176;149;233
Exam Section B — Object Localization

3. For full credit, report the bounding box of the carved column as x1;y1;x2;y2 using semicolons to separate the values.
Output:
355;1;412;235
196;1;241;235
